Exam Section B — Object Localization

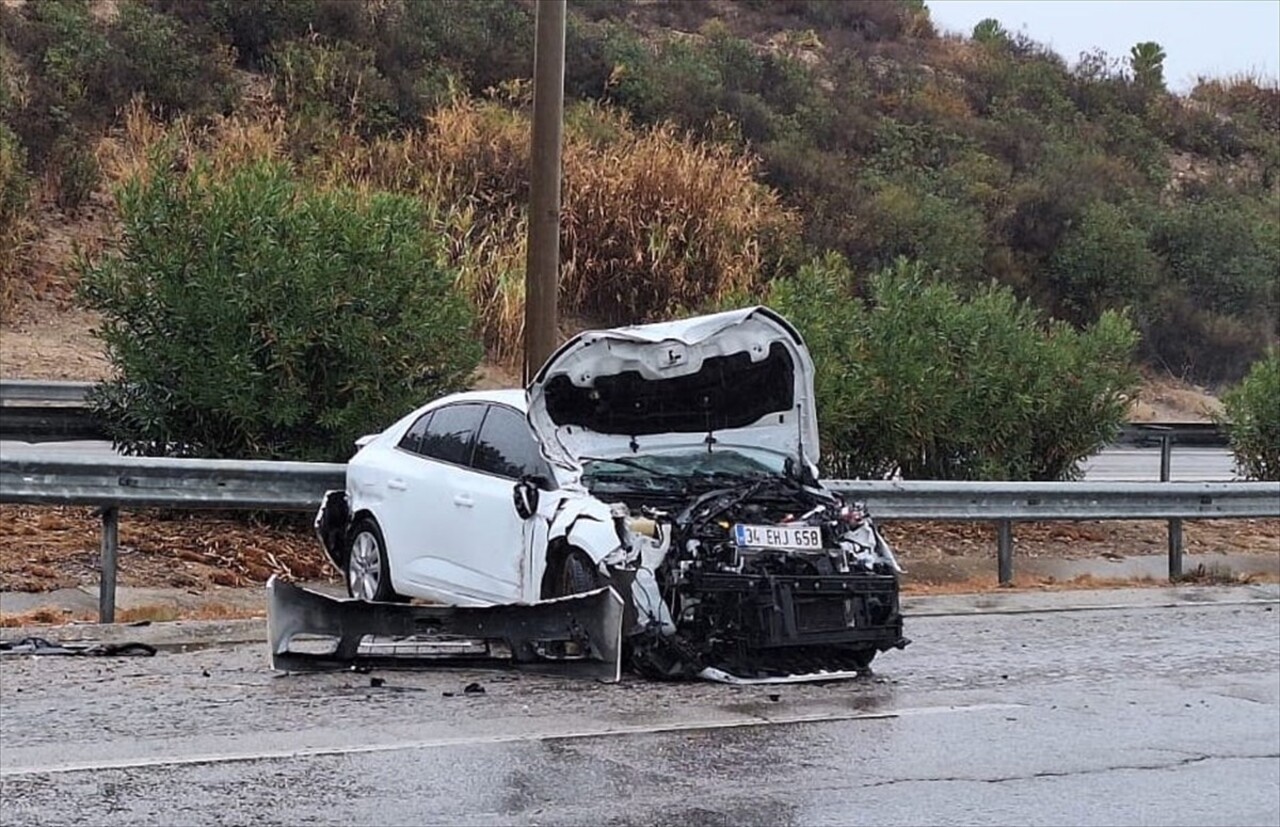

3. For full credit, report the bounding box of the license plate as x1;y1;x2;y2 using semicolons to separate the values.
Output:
734;524;822;550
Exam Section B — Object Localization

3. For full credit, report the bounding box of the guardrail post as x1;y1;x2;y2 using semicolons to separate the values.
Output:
1160;433;1184;580
997;520;1013;585
99;506;119;623
1168;520;1184;581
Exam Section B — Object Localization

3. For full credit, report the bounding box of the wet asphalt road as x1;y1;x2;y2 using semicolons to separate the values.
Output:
1;441;1239;480
2;599;1278;826
1079;447;1236;481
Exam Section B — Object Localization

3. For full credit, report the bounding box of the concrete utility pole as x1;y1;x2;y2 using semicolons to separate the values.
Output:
523;0;566;385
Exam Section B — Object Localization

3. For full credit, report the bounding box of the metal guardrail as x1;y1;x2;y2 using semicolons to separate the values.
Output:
1;453;346;510
2;451;1278;623
824;480;1277;520
827;478;1279;588
0;379;94;405
1;452;343;622
0;380;106;442
1115;422;1229;448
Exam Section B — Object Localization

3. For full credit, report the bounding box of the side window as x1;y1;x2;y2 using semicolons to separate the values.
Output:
397;411;433;455
419;404;484;466
471;405;552;481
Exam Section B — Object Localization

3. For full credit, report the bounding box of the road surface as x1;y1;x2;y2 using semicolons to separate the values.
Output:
2;591;1277;825
1080;447;1236;481
0;440;1241;481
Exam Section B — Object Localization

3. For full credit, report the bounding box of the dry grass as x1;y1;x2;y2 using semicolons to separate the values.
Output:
1;124;35;320
0;602;263;628
0;504;337;593
170;95;798;366
1190;72;1280;129
0;213;33;320
96;96;289;193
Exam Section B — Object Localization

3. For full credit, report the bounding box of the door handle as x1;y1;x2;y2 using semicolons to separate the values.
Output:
387;479;408;491
453;494;474;508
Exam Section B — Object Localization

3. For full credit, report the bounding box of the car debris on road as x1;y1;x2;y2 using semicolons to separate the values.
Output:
0;636;156;657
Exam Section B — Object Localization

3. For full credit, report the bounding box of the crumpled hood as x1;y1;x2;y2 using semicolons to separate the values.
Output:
527;306;820;471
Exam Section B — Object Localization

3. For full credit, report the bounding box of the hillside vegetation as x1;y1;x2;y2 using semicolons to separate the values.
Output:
2;0;1277;391
2;0;1280;386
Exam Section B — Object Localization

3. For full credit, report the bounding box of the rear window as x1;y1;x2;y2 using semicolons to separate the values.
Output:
419;404;484;466
398;411;433;455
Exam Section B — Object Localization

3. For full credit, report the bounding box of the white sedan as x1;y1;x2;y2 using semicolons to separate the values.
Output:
315;306;907;681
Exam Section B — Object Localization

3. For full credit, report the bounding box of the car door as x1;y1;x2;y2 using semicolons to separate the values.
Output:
460;403;558;603
389;402;487;601
365;407;435;583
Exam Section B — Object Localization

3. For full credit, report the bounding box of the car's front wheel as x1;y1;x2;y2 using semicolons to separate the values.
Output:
553;550;603;598
345;518;401;603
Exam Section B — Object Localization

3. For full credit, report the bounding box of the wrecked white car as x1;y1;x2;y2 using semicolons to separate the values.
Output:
312;306;908;682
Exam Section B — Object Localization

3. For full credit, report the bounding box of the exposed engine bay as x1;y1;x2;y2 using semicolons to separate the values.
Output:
585;460;909;683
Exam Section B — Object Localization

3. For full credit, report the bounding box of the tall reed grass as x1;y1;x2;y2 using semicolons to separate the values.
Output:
96;94;799;365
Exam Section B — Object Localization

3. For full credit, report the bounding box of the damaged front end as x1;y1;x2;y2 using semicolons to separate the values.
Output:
597;472;909;684
525;305;910;683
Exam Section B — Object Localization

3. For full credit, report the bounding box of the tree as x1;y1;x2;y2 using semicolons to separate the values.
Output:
80;160;482;462
1047;200;1160;325
972;18;1009;47
1129;41;1167;93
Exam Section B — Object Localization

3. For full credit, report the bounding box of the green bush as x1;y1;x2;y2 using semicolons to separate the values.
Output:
4;0;234;170
1149;192;1280;320
47;135;99;212
270;36;400;136
1047;199;1160;324
1218;350;1280;480
0;123;29;229
0;122;32;312
79;160;482;461
765;254;1140;480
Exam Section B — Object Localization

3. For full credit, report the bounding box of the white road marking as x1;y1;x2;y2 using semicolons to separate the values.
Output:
0;702;1023;778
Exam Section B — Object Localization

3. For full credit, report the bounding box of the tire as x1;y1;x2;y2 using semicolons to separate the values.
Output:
345;518;401;603
553;550;603;598
540;550;605;660
846;647;877;673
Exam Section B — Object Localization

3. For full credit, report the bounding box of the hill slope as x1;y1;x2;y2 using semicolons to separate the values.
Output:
1;0;1277;384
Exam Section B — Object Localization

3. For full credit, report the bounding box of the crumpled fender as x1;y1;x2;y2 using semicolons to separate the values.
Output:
546;496;623;567
543;495;675;636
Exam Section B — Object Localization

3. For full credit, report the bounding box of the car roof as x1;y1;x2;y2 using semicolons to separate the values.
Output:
428;388;527;412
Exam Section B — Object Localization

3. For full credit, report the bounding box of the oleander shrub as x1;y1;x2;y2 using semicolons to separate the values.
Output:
766;254;1140;480
79;159;481;461
1218;350;1280;480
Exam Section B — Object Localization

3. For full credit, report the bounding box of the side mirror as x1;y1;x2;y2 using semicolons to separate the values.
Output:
513;478;540;520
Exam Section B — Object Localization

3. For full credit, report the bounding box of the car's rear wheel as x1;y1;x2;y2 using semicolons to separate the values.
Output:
345;518;400;603
553;550;603;598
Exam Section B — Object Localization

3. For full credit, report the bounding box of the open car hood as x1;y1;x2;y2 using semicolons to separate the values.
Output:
527;306;820;472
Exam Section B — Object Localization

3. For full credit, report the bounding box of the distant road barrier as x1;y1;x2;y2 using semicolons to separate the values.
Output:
0;379;1233;446
0;379;94;405
1114;422;1229;448
3;451;1276;623
0;380;106;443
